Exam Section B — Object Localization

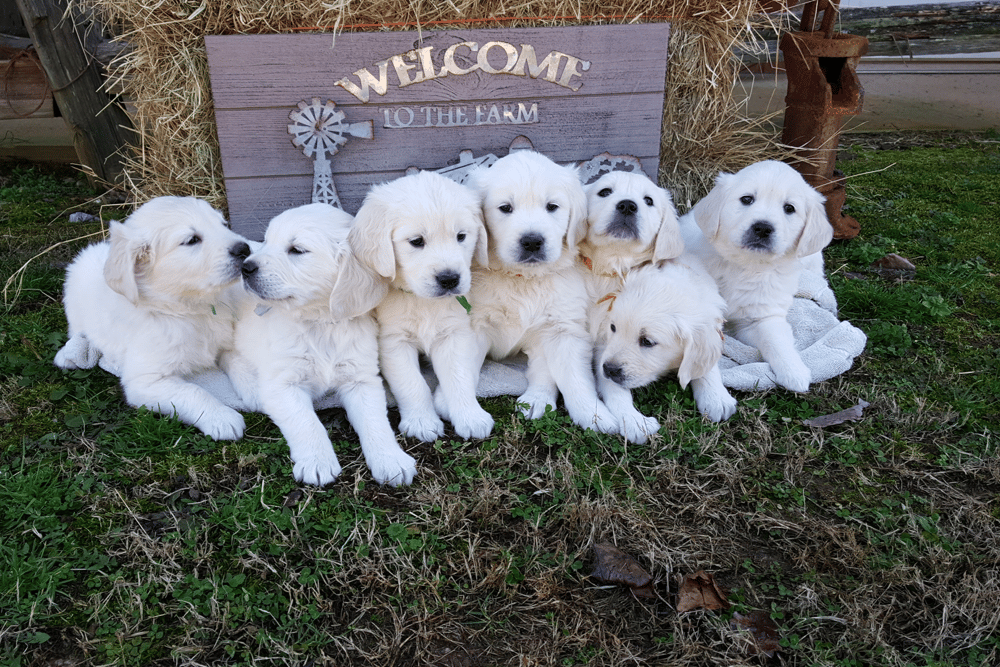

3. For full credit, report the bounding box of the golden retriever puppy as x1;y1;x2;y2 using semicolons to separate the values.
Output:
579;170;685;441
679;160;832;392
54;196;251;440
223;203;416;487
466;150;618;434
349;171;495;442
594;259;737;426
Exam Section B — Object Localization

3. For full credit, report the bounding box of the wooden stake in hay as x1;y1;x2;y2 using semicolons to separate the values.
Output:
77;0;787;213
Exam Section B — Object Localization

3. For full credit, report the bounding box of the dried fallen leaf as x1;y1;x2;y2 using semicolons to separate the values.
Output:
872;253;916;271
588;542;656;599
731;610;782;658
676;570;728;612
802;399;870;428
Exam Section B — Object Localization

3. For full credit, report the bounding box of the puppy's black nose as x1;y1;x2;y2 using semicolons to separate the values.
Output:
750;221;773;240
231;241;251;261
241;260;258;277
616;199;638;216
436;270;460;291
603;362;626;385
520;233;544;253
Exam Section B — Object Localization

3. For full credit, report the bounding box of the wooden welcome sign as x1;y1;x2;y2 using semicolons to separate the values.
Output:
205;24;670;238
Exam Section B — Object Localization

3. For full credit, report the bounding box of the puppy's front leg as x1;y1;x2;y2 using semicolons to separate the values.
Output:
595;358;659;444
738;317;811;392
533;333;619;434
518;353;559;419
380;338;444;442
260;386;341;487
339;379;417;487
122;373;245;440
429;332;494;440
690;364;738;422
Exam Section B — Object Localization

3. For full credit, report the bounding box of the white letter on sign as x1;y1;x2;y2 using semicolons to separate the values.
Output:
336;59;391;103
440;42;480;77
477;41;519;74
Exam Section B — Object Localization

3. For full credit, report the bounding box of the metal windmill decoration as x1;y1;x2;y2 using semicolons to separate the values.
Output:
287;98;374;208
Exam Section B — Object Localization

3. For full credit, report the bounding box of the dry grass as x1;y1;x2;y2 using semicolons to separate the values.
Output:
74;0;793;211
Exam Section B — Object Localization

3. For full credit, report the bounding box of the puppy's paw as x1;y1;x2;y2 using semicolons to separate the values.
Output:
697;392;738;422
516;388;558;420
398;412;445;442
196;407;246;441
451;406;495;440
54;335;99;369
293;453;342;487
619;412;660;444
578;402;621;435
773;359;811;393
367;446;418;487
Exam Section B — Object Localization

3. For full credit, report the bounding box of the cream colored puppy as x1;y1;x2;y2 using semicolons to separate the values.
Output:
349;170;494;442
467;150;618;434
54;196;250;440
595;259;737;425
223;203;416;487
579;170;685;441
680;160;832;392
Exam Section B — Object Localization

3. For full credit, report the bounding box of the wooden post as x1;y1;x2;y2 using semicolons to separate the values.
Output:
14;0;132;186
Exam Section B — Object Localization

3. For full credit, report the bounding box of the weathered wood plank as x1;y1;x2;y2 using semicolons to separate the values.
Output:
0;55;53;119
213;95;664;180
206;25;668;109
13;0;132;185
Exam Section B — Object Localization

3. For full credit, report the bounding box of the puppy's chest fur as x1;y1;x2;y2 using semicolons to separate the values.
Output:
704;253;800;323
467;264;589;357
376;288;471;348
240;309;379;394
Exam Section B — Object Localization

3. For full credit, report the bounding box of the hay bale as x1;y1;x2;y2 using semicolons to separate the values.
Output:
77;0;787;211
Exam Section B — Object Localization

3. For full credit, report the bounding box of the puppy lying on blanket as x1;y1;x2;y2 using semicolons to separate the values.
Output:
467;150;619;434
55;196;251;440
222;203;416;487
680;160;833;392
349;170;495;442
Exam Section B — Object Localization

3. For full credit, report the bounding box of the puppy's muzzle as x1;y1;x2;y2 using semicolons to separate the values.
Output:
606;199;640;239
518;232;546;263
434;270;461;296
603;362;627;385
742;221;775;251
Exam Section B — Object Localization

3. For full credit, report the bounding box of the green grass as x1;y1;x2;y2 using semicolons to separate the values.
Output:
2;135;999;666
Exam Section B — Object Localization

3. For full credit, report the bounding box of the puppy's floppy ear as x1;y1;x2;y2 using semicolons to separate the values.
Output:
329;250;389;321
563;164;590;249
677;319;725;390
473;213;490;268
689;171;734;242
794;185;833;257
103;220;148;304
651;188;684;262
347;191;397;280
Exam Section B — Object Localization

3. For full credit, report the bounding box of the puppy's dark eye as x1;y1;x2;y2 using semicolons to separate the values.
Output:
598;188;612;198
610;323;616;333
740;195;754;206
288;246;306;255
546;203;559;213
644;196;654;207
409;236;425;248
639;336;657;348
499;204;513;214
183;235;202;246
784;203;796;214
457;232;467;242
